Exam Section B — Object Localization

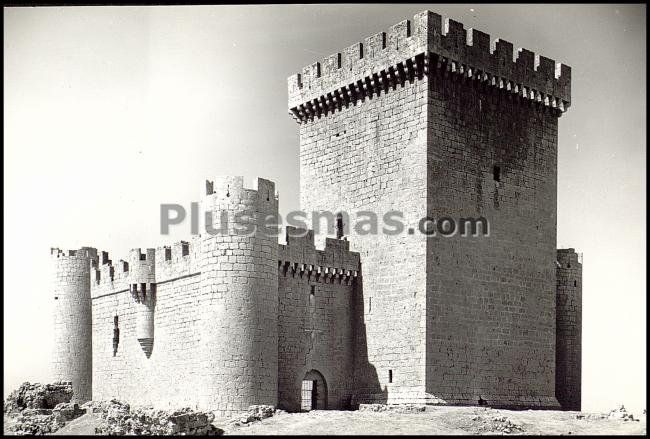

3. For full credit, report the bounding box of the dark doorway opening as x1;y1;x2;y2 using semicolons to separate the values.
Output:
300;370;327;411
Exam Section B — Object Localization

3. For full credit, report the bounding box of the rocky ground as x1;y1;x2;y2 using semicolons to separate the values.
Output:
4;383;220;436
4;384;646;435
222;404;646;436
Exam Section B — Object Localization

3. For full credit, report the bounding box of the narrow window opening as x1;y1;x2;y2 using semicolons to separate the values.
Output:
493;166;501;182
164;247;171;261
181;241;189;256
336;53;342;69
369;297;372;313
336;213;345;239
574;280;577;287
139;253;146;261
309;285;316;307
567;262;571;268
113;316;120;357
388;370;393;383
54;296;58;300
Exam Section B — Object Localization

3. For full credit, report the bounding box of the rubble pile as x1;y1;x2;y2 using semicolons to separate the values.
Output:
575;413;607;420
607;405;640;422
471;414;525;434
359;403;426;413
4;381;73;414
3;382;83;435
93;400;222;435
229;405;282;426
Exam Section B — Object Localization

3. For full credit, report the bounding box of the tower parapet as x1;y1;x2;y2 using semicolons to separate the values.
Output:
50;246;98;402
278;227;361;284
288;10;571;122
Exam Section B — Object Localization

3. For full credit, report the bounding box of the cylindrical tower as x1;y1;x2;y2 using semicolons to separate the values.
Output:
199;176;279;416
51;246;97;402
555;248;582;411
128;248;156;358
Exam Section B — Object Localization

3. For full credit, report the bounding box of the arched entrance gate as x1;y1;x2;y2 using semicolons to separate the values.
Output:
300;369;327;411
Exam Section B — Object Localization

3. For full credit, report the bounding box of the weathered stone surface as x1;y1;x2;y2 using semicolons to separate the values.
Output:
359;403;426;413
228;405;280;426
3;382;85;436
4;381;73;414
472;415;525;434
92;400;222;435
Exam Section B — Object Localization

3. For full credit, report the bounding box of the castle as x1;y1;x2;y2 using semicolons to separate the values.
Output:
50;10;582;416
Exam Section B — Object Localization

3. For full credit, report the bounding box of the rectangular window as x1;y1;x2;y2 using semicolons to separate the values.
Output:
493;165;501;182
388;370;393;383
309;285;315;307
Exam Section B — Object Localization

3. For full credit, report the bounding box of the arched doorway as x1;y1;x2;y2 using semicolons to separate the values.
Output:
300;370;327;411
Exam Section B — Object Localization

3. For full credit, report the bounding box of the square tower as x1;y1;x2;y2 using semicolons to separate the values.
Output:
288;11;571;408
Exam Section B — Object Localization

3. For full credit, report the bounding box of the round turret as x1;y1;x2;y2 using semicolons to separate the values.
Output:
51;247;97;402
128;248;156;358
199;176;279;416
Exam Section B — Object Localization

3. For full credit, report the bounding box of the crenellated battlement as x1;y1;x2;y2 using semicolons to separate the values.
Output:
155;235;202;282
288;10;571;122
51;246;98;261
278;226;360;284
204;176;278;205
557;248;582;269
128;248;156;288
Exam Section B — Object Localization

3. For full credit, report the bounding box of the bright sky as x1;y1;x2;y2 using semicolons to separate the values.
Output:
3;4;646;414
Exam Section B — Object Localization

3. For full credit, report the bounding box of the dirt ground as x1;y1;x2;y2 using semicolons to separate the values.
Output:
37;406;646;436
223;407;646;436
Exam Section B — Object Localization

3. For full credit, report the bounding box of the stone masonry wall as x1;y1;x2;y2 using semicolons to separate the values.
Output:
555;249;582;411
298;73;430;404
277;228;360;411
198;177;279;417
51;247;97;403
91;236;204;408
425;67;560;408
290;10;572;408
86;178;362;415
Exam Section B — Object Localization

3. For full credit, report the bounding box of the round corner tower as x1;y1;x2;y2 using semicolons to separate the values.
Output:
199;176;279;416
555;248;582;411
51;246;97;402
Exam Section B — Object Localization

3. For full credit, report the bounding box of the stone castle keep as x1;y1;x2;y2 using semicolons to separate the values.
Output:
50;11;582;416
